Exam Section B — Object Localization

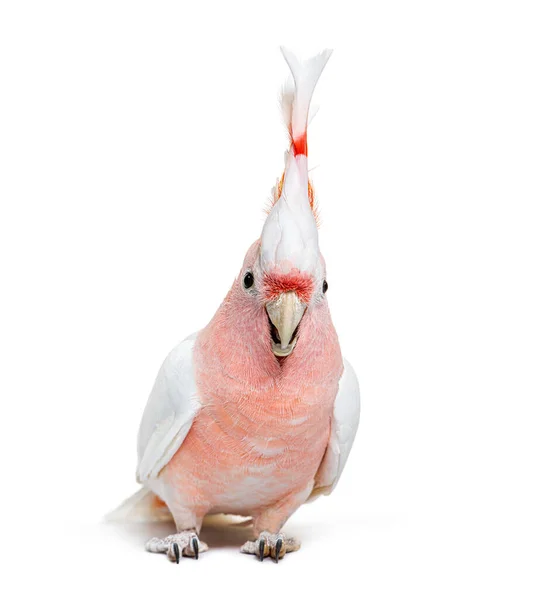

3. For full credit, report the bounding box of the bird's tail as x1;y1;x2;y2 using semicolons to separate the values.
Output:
105;487;172;523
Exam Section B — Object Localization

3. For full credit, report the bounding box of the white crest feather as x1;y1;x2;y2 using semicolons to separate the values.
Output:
261;48;332;275
279;46;333;140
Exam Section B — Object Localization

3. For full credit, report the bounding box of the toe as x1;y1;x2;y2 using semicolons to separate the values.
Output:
182;534;207;558
240;541;257;554
167;542;181;563
284;536;301;553
270;536;284;562
145;537;168;553
259;538;266;561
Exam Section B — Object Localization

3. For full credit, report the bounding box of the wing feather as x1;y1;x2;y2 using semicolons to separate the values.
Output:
309;357;360;499
136;333;200;483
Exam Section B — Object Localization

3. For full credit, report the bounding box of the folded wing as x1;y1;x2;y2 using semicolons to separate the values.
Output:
136;333;201;483
309;358;361;499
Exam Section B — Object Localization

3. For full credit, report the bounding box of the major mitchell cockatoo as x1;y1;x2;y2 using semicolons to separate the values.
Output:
111;47;360;563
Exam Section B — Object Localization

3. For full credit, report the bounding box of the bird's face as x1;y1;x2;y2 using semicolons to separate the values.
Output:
237;242;328;358
220;47;334;362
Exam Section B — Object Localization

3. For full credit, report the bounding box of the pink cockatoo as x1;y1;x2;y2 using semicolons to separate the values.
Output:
111;48;360;563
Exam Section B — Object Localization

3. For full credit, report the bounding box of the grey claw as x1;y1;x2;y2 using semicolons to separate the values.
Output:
274;538;282;563
258;538;265;562
173;542;180;563
192;537;199;560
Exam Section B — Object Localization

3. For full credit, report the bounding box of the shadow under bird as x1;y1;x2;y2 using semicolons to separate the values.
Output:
110;47;360;563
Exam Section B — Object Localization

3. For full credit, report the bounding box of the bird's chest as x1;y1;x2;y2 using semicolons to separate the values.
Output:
183;383;334;513
213;389;330;458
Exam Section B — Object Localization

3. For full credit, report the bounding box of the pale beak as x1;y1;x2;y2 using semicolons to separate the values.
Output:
266;291;306;357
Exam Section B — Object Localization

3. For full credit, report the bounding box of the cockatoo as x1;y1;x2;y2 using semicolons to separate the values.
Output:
111;47;360;563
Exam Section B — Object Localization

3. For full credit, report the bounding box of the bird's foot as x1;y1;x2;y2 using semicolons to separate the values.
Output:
240;531;300;562
146;531;208;563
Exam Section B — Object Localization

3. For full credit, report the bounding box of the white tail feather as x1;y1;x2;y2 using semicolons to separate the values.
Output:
105;487;172;523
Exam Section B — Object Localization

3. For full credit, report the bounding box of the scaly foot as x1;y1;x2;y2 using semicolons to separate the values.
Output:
146;531;208;563
240;531;300;562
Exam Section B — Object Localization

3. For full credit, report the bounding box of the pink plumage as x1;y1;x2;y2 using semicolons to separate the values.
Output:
161;243;343;535
110;48;360;564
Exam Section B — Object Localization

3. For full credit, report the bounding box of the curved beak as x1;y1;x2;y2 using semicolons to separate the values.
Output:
266;291;306;357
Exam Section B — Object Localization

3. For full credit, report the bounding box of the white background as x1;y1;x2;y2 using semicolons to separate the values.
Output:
1;1;533;598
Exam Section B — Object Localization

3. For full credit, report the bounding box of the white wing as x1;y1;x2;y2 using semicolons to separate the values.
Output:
309;357;360;500
136;333;201;483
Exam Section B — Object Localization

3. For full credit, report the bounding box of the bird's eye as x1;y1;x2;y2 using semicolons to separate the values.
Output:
243;272;254;289
322;280;328;294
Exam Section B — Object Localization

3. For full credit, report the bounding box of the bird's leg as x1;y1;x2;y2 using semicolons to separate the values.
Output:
144;491;208;563
240;485;311;562
146;530;208;563
241;531;301;562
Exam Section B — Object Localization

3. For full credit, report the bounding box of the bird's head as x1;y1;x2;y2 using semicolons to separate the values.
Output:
226;48;333;360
